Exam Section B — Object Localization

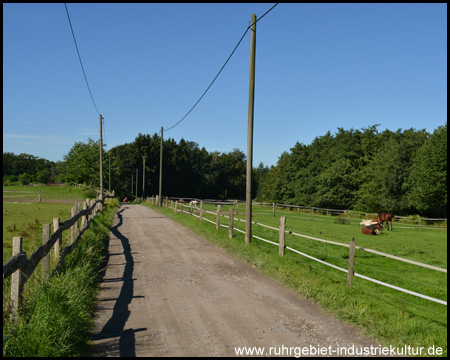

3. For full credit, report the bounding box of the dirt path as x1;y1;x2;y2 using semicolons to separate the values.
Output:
90;204;381;357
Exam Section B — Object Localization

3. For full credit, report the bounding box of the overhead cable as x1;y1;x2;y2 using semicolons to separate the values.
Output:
64;3;101;115
164;3;279;133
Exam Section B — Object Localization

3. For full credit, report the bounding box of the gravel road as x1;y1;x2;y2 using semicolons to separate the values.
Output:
90;204;381;356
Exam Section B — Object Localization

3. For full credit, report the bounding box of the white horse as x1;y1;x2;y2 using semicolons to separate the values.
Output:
359;219;379;226
189;200;198;208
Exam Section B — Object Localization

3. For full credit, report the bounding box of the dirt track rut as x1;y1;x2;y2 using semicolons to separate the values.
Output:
90;204;381;356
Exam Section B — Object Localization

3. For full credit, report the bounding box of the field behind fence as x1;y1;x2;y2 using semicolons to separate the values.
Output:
146;196;447;321
3;192;115;320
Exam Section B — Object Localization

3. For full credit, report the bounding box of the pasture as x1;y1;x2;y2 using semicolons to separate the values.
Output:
146;200;447;356
3;185;87;263
3;184;118;356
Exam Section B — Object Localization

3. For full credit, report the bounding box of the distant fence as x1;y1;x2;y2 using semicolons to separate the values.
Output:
3;193;115;318
251;202;446;231
146;196;447;312
149;197;447;230
3;190;42;203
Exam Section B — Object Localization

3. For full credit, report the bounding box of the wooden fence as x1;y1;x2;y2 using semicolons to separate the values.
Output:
3;194;115;318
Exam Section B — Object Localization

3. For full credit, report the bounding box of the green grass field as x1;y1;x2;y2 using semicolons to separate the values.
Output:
3;185;87;263
145;201;447;357
3;184;88;202
3;184;118;356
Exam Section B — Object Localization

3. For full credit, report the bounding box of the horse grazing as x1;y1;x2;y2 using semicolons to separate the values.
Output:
377;212;393;231
361;223;383;235
189;200;198;207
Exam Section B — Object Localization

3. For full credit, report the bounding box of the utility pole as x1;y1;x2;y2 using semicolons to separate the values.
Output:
108;153;111;193
159;126;163;207
245;13;256;245
131;173;133;195
136;168;138;198
99;114;103;205
142;156;146;198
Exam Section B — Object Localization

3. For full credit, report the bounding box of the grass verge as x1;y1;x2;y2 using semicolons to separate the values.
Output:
144;203;447;357
3;200;119;357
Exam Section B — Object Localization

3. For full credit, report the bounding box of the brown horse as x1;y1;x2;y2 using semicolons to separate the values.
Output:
361;223;383;235
377;212;393;231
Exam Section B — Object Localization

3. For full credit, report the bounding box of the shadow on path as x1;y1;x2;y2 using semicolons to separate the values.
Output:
92;207;146;357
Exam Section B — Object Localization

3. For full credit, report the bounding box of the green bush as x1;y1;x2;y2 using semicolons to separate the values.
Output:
82;189;98;199
18;173;31;185
333;214;349;224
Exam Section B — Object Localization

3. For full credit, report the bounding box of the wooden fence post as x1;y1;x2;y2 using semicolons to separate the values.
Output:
216;205;222;231
11;237;24;318
71;206;76;244
273;203;276;217
174;201;178;213
42;223;51;276
229;208;234;239
53;217;61;260
279;216;286;256
200;201;203;223
81;202;88;231
347;238;356;288
72;203;80;244
87;200;91;224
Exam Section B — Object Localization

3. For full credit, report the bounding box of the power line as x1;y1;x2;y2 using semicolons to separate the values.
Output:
64;3;101;115
164;3;279;133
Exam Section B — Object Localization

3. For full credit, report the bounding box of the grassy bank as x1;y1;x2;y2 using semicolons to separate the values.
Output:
3;200;119;357
144;203;447;357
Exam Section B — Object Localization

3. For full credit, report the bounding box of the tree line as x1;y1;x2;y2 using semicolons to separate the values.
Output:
3;123;446;218
257;124;447;218
60;134;263;201
3;152;62;185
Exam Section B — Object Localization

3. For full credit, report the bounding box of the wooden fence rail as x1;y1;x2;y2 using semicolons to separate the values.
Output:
3;194;115;318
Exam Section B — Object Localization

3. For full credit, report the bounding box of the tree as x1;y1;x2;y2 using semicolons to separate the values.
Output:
3;152;54;183
62;138;105;187
407;123;447;217
315;157;358;209
36;169;51;184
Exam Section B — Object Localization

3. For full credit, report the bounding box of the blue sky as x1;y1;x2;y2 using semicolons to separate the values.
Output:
3;3;447;167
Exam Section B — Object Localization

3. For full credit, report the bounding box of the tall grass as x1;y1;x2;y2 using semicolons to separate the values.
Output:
3;200;118;357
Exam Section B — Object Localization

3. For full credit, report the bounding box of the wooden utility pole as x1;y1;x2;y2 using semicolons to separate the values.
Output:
99;114;103;203
159;126;163;207
108;153;111;193
245;13;256;245
142;156;146;198
136;168;138;198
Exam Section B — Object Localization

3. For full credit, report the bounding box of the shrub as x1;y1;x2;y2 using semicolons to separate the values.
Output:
333;214;349;224
82;189;98;199
18;173;31;185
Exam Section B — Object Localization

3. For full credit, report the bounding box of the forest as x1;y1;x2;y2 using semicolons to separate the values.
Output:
3;123;447;218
